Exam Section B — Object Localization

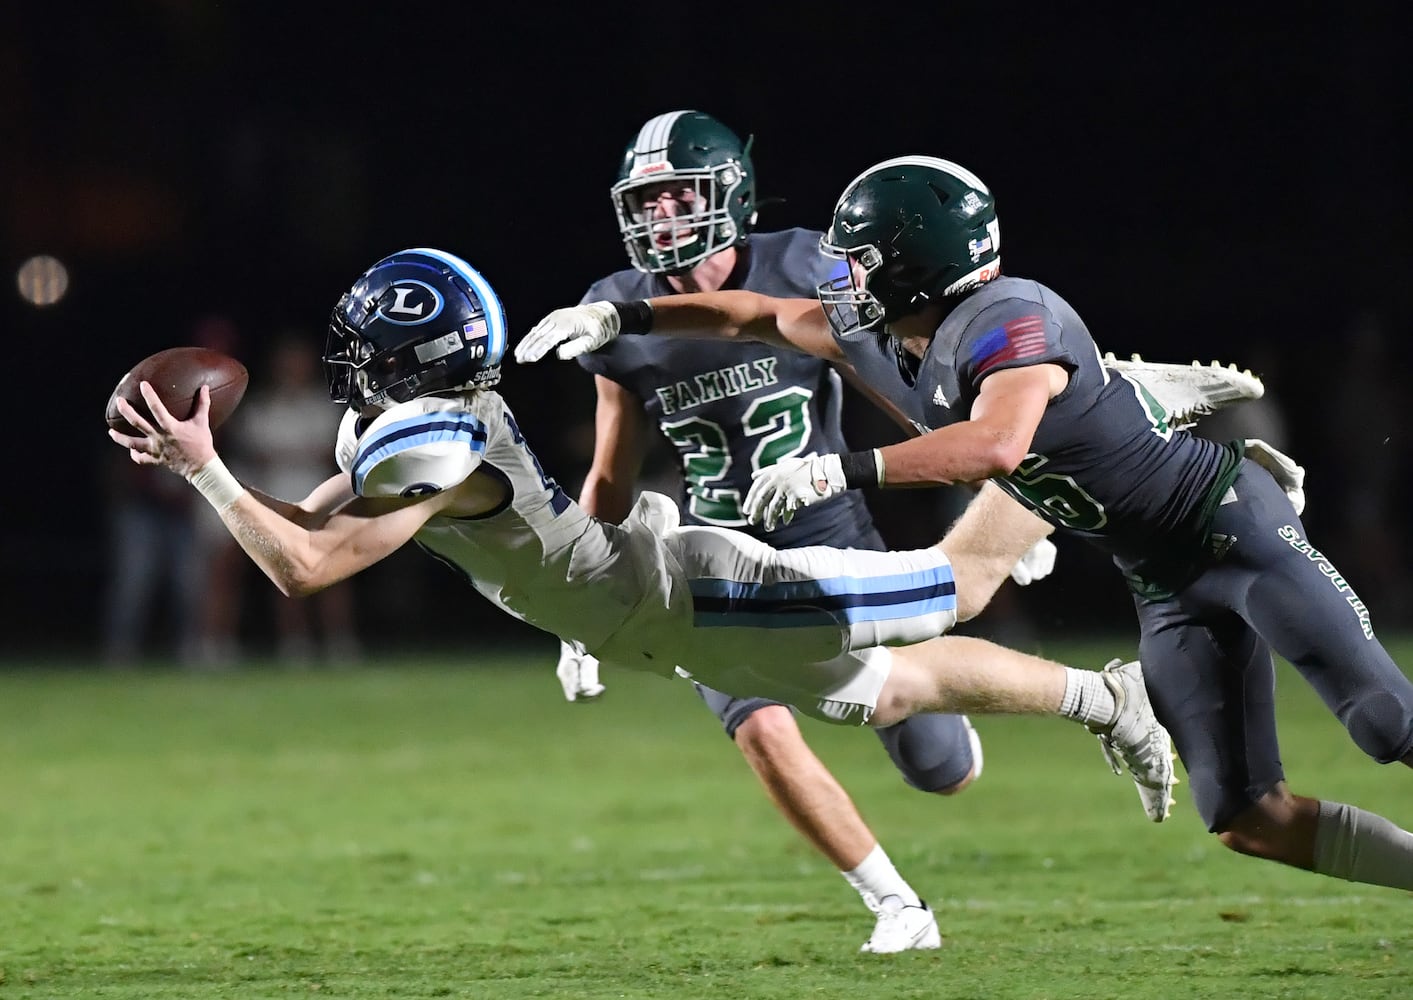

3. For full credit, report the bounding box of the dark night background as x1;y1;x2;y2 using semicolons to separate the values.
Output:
4;3;1411;659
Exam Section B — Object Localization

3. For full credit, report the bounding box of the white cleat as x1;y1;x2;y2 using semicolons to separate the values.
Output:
860;895;943;954
1088;659;1178;823
1105;352;1265;429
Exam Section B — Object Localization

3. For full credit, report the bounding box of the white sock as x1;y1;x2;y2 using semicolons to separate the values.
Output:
1059;667;1117;729
1313;800;1413;891
842;843;921;911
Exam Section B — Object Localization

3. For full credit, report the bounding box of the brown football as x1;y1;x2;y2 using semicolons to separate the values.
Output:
105;347;249;435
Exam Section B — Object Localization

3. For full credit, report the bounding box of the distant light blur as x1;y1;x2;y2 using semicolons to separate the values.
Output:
16;254;70;307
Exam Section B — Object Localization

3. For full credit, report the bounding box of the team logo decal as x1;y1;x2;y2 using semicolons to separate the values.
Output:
377;280;444;326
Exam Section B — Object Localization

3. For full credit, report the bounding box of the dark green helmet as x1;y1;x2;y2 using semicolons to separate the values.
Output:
817;156;1001;337
610;110;756;275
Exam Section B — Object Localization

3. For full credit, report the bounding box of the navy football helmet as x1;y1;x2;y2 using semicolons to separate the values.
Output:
325;248;508;407
817;156;1001;337
610;110;756;275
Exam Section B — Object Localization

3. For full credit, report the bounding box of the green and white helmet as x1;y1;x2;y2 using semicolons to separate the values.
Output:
818;156;1001;337
610;110;756;275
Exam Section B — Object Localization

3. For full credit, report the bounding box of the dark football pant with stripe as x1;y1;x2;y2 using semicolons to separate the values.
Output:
1136;461;1413;831
692;525;980;794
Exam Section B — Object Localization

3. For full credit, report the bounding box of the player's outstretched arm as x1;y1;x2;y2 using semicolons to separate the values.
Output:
515;292;840;364
109;383;454;597
644;291;840;359
234;473;355;530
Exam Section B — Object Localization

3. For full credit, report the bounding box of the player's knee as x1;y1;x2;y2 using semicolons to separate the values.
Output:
1341;689;1413;764
928;765;978;796
875;714;980;794
732;703;801;755
950;559;1003;622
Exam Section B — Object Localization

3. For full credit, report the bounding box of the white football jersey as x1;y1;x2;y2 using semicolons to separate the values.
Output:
335;392;685;664
333;391;961;724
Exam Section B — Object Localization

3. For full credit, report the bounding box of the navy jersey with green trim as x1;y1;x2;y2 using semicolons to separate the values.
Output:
577;228;875;547
914;276;1235;587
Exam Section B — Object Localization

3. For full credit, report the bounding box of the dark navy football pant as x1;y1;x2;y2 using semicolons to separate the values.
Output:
692;524;977;793
1135;460;1413;832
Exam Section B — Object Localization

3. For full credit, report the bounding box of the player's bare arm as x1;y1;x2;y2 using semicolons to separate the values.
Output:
878;364;1067;486
108;382;501;597
580;374;653;524
741;363;1066;532
644;291;841;360
515;292;841;365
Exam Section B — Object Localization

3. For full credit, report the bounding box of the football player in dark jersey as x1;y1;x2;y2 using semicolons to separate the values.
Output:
557;110;1001;952
520;156;1413;892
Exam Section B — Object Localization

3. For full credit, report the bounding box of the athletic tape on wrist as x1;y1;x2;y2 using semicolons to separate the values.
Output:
838;449;883;490
609;299;654;335
188;456;246;511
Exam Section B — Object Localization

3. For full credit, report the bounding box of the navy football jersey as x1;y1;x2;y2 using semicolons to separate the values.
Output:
578;228;875;547
904;276;1241;592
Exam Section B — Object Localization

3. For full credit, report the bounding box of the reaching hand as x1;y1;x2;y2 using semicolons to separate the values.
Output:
515;302;622;364
1009;537;1058;586
742;453;847;532
1244;438;1306;515
556;639;605;702
107;382;217;479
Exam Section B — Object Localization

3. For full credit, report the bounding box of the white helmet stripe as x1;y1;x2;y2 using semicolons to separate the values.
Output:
632;109;693;164
409;247;506;362
834;156;989;212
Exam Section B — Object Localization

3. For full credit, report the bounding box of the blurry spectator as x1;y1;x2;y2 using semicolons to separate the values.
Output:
99;447;204;665
223;332;362;665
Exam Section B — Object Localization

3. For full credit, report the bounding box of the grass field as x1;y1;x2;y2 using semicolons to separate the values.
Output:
2;643;1411;999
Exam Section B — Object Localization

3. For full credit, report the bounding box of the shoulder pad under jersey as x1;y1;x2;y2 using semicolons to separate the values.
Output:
335;407;361;475
347;396;490;498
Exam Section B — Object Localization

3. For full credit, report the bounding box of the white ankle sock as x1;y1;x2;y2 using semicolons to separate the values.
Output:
1313;800;1413;891
842;844;920;910
1060;667;1117;729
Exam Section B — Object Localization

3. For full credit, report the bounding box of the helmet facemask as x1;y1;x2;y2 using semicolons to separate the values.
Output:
612;161;750;275
817;243;889;339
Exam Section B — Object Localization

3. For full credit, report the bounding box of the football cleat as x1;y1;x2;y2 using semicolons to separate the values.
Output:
860;895;943;954
1088;659;1178;823
1105;353;1265;430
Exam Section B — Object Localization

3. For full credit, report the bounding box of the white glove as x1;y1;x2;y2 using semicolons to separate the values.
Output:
1245;438;1306;515
1010;537;1058;586
515;302;621;363
555;639;605;702
743;453;846;531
